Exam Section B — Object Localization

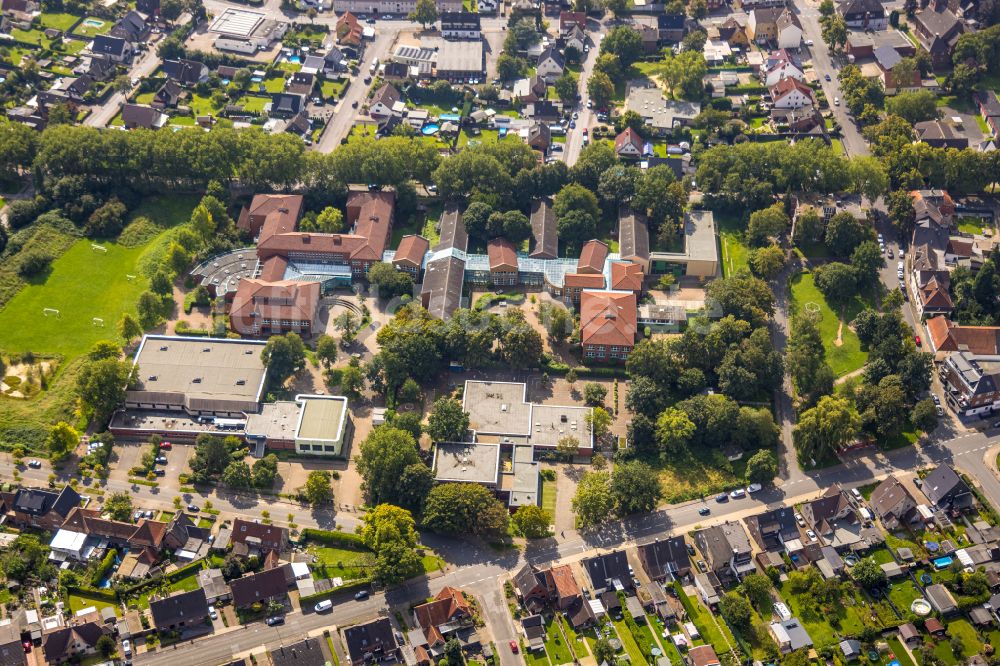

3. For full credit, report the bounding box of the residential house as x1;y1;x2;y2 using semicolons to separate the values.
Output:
270;93;305;118
0;619;26;666
921;464;973;512
149;588;209;632
911;4;964;69
285;72;316;96
580;290;637;362
559;10;586;34
912;189;956;228
977;90;1000;138
198;568;231;604
411;587;473;653
637;24;659;54
528;199;557;260
562;25;586;54
927;317;1000;355
229;566;290;609
536;48;564;82
769;77;815;109
581;550;632;593
526;122;550;152
836;0;887;29
800;486;868;551
335;12;364;55
152;79;182;108
719;17;749;47
42;623;108;665
162;58;209;85
1;0;38;18
392;234;429;279
875;45;922;94
136;0;159;16
110;10;149;43
270;638;327;666
91;35;132;62
323;46;349;74
745;507;801;552
526;100;560;121
688;645;722;666
343;618;401;666
657;14;686;43
771;107;824;134
512;75;547;103
693;521;755;582
625;86;700;133
4;486;80;531
521;615;545;651
73;54;116;81
763;57;804;87
869;475;918;529
230;519;289;556
747;7;781;43
915;120;969;149
770;619;814;653
440;11;480;39
368;83;400;117
775;8;802;49
636;536;690;580
121;103;168;129
614;127;644;159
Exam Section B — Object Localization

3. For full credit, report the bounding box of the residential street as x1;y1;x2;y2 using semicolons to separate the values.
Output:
84;46;163;128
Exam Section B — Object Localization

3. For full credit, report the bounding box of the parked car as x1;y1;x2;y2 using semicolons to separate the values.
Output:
696;560;707;573
153;469;166;477
834;97;840;106
824;73;830;81
806;530;817;541
208;606;218;620
887;248;893;259
746;483;762;494
133;510;143;522
122;640;131;656
932;394;940;405
729;489;746;500
915;335;921;346
144;510;153;519
698;507;710;516
354;590;369;601
937;406;945;416
28;460;41;468
159;442;172;450
21;640;30;654
686;543;696;555
716;493;728;503
510;641;519;654
806;39;814;46
795;512;805;527
316;600;334;612
851;487;862;500
155;456;167;464
187;504;199;512
265;616;284;626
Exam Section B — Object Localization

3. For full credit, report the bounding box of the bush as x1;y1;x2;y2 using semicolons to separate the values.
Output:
91;548;118;587
18;249;53;277
118;216;161;247
300;528;369;550
7;199;38;230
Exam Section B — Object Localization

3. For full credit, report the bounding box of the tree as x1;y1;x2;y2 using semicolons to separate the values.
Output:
96;634;116;658
912;398;939;432
86;198;128;237
554;72;578;102
361;504;422;584
851;240;883;290
104;492;133;522
512;505;551;538
222;461;252;488
543;303;572;341
46;421;78;461
593;637;616;664
822;15;848;54
748;245;786;279
819;0;835;16
888;189;917;238
852;556;887;589
658;50;707;100
316;334;338;368
356;427;420;504
706;275;775;328
719;592;753;633
556;435;580;458
368;261;414;299
188;434;242;483
408;0;438;28
824;212;867;257
745;449;778;486
741;573;774;613
610;460;662;515
339;364;366;398
572;470;613;527
598;165;641;205
885;89;938;124
302;470;333;505
556;209;597;249
586;407;613;439
793;395;860;463
397;463;434;515
422;483;509;541
555;182;601;220
16;248;52;278
587;71;614;109
600;26;643;67
261;333;306;386
497;53;527;81
77;356;134;424
655;407;696;454
426;398;470;443
746;204;789;247
251;454;278;489
118;313;143;344
787;311;831;399
814;262;858;307
583;382;607;406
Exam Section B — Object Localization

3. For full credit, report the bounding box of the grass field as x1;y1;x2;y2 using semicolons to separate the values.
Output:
716;211;749;277
67;590;118;615
541;479;557;524
921;619;981;665
544;616;574;665
789;271;867;377
888;638;917;666
957;217;989;235
651;447;752;503
308;545;374;581
0;240;150;359
674;582;736;657
777;580;866;649
40;12;82;31
611;618;649;665
74;16;111;37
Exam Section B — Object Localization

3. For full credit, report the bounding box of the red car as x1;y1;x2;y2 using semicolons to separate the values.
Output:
22;641;30;654
509;641;519;654
582;128;588;135
915;335;921;346
159;442;172;450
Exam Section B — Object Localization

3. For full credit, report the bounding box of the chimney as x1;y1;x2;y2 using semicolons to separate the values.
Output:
302;234;311;243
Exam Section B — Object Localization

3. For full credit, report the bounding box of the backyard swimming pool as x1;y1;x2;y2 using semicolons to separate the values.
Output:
83;18;104;27
933;556;954;569
421;124;440;135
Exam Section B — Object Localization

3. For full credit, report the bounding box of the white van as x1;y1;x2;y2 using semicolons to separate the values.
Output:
315;600;333;613
898;261;904;271
859;507;873;522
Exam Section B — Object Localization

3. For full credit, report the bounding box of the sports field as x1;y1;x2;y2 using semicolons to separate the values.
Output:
0;240;149;358
788;271;867;377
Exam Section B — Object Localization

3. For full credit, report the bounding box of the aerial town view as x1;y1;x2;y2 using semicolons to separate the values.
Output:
5;0;1000;663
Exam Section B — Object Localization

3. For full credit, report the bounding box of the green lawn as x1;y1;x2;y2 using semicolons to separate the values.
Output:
831;138;845;155
650;446;755;504
920;619;982;665
611;618;649;665
0;240;150;359
62;38;88;54
523;645;549;666
308;545;374;581
716;211;749;277
558;615;589;658
320;79;348;99
886;578;922;613
11;28;52;48
674;582;735;657
390;203;443;249
67;591;118;615
167;567;203;593
74;16;112;37
541;479;557;524
40;12;82;31
888;637;917;666
777;580;866;649
789;271;868;377
261;74;286;94
956;217;989;235
544;616;574;665
240;95;270;113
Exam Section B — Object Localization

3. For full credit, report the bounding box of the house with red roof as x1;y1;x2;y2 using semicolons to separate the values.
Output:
614;127;644;159
487;238;519;287
411;587;474;653
769;77;815;109
393;234;430;279
610;261;644;295
580;290;638;362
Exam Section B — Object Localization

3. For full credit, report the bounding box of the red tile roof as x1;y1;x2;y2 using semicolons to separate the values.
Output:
413;587;472;646
577;240;609;274
927;315;1000;354
614;127;643;155
394;235;430;269
487;238;519;272
347;190;395;261
580;291;637;348
231;518;289;552
769;76;814;102
546;564;580;600
611;261;644;291
229;279;320;335
238;195;303;239
689;645;721;666
259;255;289;281
563;273;605;289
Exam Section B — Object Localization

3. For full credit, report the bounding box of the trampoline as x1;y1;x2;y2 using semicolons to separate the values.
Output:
920;573;933;584
926;540;940;552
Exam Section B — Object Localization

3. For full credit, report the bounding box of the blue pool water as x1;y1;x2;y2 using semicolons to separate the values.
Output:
250;76;263;83
439;113;460;121
421;124;440;135
288;55;301;64
221;79;231;85
499;127;508;137
933;556;954;569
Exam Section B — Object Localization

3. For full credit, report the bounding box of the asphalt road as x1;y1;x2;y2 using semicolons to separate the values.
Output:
561;21;601;167
84;46;164;128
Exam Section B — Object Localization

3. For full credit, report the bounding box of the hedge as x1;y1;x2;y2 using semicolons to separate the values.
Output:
90;548;118;587
166;559;205;583
66;585;118;603
299;578;370;605
300;528;369;550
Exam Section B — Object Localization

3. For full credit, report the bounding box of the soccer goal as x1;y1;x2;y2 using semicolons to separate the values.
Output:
92;318;104;327
126;274;136;281
91;244;107;253
42;308;61;317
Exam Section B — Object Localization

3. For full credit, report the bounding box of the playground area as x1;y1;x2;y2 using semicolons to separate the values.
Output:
0;239;149;360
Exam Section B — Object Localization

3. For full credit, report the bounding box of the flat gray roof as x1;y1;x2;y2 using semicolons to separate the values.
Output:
434;442;500;484
209;8;265;37
296;395;348;441
436;39;485;73
528;403;592;449
245;401;300;440
463;381;531;437
650;210;718;263
508;445;540;507
132;335;267;404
